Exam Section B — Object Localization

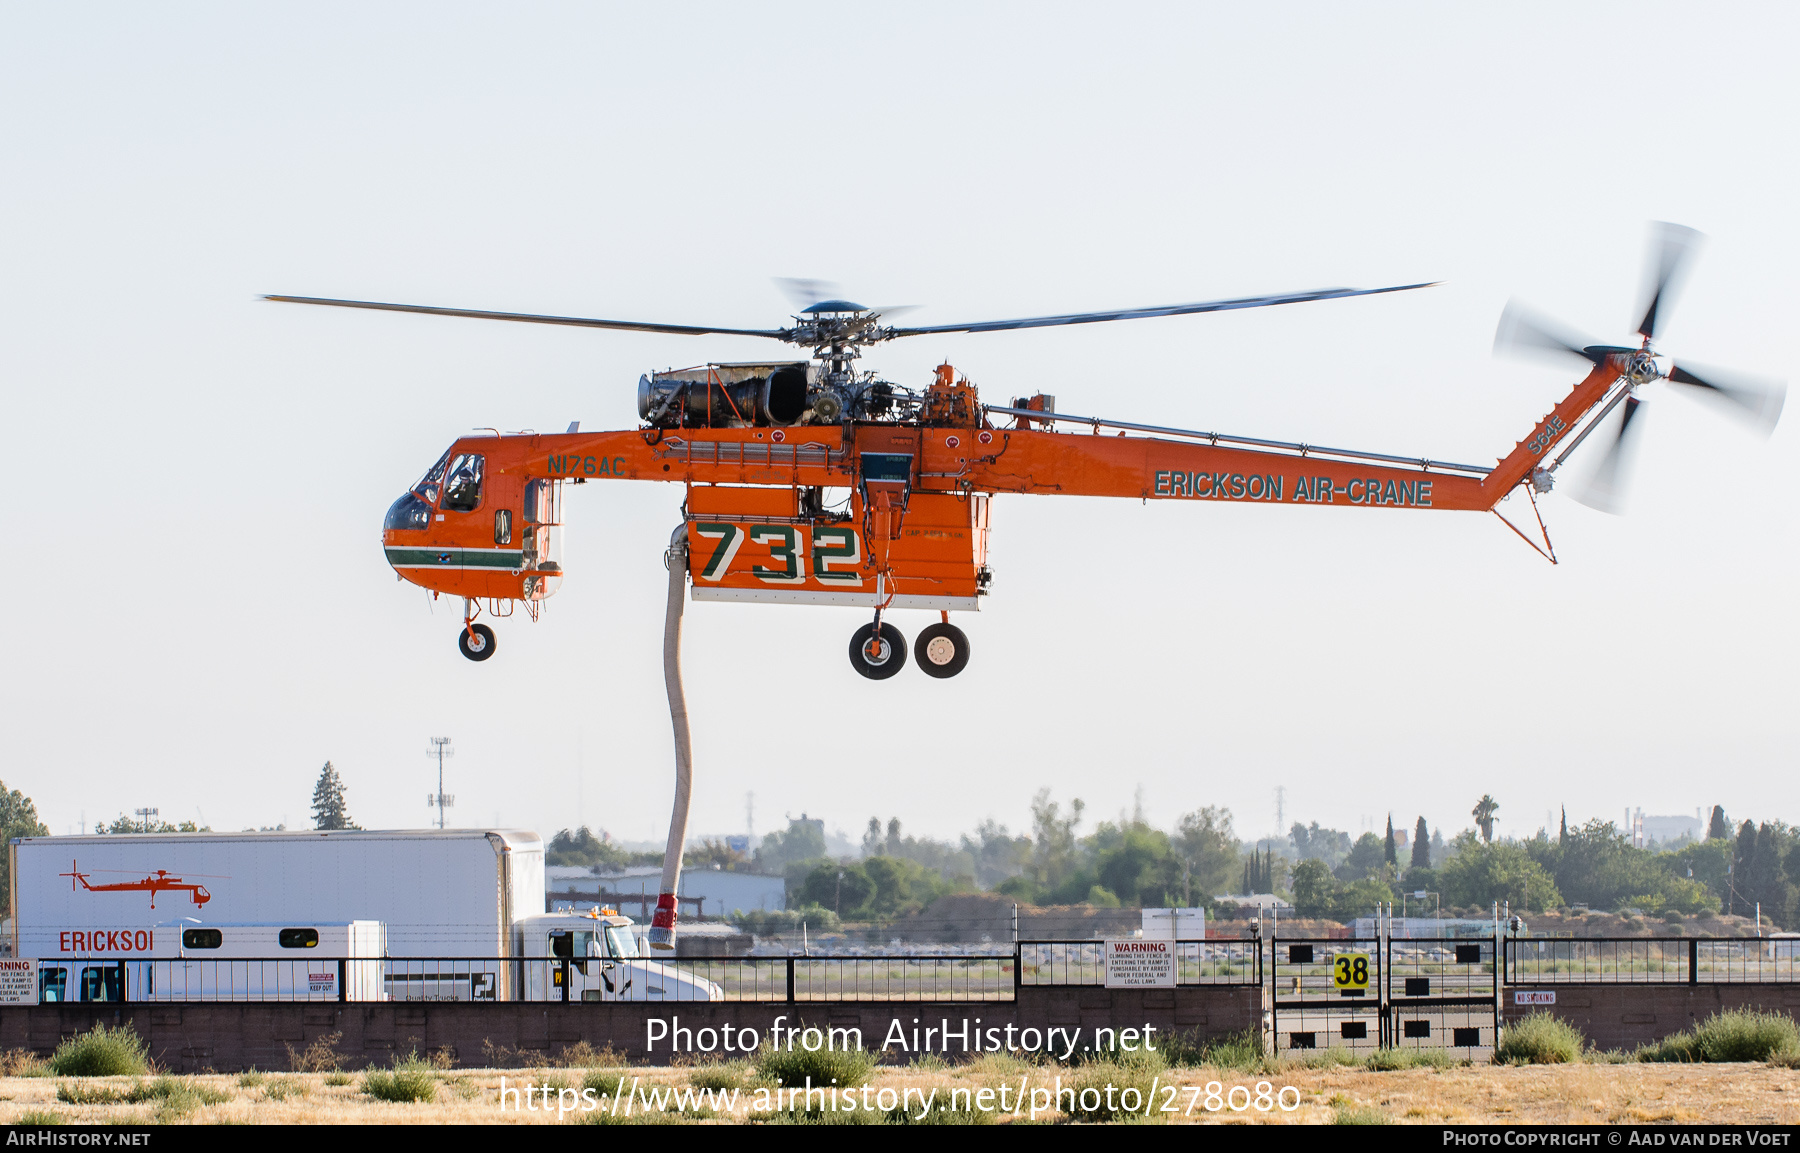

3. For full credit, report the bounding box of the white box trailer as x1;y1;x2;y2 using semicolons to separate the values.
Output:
12;829;541;959
11;830;721;1003
37;922;388;1003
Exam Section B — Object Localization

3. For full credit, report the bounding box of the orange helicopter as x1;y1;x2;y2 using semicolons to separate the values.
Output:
271;225;1783;677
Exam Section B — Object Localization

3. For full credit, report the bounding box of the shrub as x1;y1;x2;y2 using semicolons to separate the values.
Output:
48;1024;150;1077
1639;1009;1800;1064
237;1069;265;1088
1496;1012;1584;1065
264;1077;309;1101
285;1032;344;1073
322;1071;352;1087
756;1043;874;1088
16;1109;61;1125
362;1051;440;1103
0;1050;50;1077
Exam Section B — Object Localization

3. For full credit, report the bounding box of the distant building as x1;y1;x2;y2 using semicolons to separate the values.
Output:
546;864;785;919
1641;813;1701;846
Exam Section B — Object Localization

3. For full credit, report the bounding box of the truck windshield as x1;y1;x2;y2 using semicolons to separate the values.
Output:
605;926;638;959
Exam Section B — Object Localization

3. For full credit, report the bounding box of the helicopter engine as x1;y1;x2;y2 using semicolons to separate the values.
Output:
638;362;815;428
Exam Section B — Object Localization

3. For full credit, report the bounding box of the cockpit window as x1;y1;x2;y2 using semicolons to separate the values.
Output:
412;450;452;506
441;454;484;512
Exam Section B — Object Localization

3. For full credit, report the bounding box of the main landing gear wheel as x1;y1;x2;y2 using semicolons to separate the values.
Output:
459;623;496;662
913;622;970;678
848;622;907;680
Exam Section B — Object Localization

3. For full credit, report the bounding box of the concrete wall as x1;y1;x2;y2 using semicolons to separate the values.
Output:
0;986;1263;1074
1503;984;1800;1052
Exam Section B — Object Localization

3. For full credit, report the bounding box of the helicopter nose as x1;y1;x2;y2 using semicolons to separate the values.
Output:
384;491;434;533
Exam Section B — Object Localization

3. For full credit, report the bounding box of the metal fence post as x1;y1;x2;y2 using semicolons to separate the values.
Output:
338;960;347;1004
785;956;795;1004
1689;938;1699;986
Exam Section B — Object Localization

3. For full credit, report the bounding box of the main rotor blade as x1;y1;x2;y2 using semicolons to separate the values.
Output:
1668;361;1787;434
1636;221;1703;341
884;282;1437;338
1493;301;1606;365
264;296;788;340
1569;395;1645;515
772;277;839;311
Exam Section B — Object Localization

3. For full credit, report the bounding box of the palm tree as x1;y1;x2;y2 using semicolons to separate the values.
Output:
1472;795;1500;843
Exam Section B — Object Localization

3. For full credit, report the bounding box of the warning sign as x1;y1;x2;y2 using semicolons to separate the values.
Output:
1103;939;1176;989
308;971;338;995
1514;990;1556;1005
0;960;36;1006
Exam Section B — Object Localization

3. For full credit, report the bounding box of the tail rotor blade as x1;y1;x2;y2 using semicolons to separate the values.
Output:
1636;222;1704;341
1494;301;1604;366
1667;362;1786;435
1569;395;1646;515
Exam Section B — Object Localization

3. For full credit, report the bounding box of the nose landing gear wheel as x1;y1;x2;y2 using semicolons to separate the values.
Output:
848;622;907;680
459;623;496;662
913;622;969;678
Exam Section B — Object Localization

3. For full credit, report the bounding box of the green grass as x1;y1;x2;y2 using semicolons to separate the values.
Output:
1333;1103;1389;1124
237;1069;265;1088
1160;1027;1263;1071
55;1082;122;1105
47;1024;150;1077
263;1076;310;1101
1366;1048;1455;1071
322;1071;352;1086
1637;1009;1800;1063
687;1062;751;1092
122;1076;231;1121
1497;1012;1585;1065
756;1043;875;1089
15;1109;61;1126
361;1051;440;1103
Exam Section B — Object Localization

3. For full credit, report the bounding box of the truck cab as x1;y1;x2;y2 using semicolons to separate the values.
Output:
514;912;722;1002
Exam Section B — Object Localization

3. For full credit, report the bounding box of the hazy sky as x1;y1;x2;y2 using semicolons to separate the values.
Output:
2;5;1795;851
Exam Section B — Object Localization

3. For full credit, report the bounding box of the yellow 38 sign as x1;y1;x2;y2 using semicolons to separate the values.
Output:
1333;953;1370;990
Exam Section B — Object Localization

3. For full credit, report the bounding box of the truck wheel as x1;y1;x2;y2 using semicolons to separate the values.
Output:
459;623;496;661
913;622;969;678
848;622;906;680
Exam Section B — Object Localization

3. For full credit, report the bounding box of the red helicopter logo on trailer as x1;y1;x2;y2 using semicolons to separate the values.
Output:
59;860;216;909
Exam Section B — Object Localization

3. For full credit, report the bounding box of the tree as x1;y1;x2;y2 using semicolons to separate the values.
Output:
1337;833;1386;881
1709;806;1731;841
1472;796;1500;843
1290;859;1335;918
1291;822;1351;867
1559;807;1568;844
1440;832;1561;912
1174;807;1239;903
0;782;48;916
547;827;643;871
1384;815;1397;867
310;762;358;830
1730;821;1758;917
1411;817;1431;870
1027;790;1085;890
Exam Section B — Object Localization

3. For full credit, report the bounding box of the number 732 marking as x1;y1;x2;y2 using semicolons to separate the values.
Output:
691;523;864;585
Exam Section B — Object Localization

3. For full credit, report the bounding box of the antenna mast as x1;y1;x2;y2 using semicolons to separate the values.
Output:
426;738;455;829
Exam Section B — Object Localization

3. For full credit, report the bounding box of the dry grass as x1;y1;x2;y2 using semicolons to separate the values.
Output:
0;1061;1796;1124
